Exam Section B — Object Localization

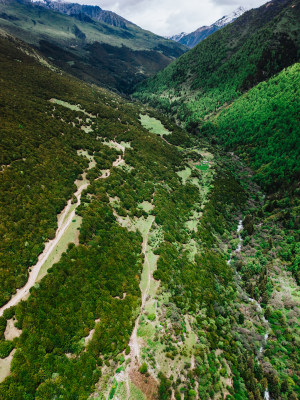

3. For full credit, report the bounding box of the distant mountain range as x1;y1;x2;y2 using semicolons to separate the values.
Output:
0;0;187;92
168;6;247;48
35;0;132;29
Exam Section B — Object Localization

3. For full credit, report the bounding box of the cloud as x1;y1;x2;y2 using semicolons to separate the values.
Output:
61;0;267;36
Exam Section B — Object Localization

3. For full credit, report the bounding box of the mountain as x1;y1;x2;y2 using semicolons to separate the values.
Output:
0;29;260;400
0;0;187;93
166;31;186;41
134;0;299;130
213;5;247;27
169;6;247;48
35;0;132;29
0;0;299;399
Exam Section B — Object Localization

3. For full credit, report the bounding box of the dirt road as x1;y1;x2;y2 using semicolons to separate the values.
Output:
0;143;125;317
0;180;88;317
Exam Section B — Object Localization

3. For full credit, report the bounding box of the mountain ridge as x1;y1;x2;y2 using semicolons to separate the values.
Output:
35;0;133;29
0;0;187;92
134;0;299;121
0;1;299;398
169;6;247;48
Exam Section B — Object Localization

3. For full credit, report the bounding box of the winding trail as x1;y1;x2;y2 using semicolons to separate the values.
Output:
95;142;125;181
128;217;154;364
0;142;125;317
106;216;155;400
0;181;88;317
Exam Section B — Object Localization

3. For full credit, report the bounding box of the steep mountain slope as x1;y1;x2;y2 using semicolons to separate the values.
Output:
170;6;247;48
0;0;187;92
203;63;300;193
0;30;253;400
134;0;299;115
36;0;131;29
133;4;300;397
0;24;299;400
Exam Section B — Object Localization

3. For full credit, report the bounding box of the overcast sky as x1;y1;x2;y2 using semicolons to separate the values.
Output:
60;0;268;36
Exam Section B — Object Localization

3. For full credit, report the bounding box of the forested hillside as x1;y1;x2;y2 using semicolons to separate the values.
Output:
0;0;186;92
203;64;300;193
132;1;300;399
134;0;299;118
0;0;299;398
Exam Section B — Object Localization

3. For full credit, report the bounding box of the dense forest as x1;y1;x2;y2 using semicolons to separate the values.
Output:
0;0;299;399
0;33;246;399
202;64;300;194
134;0;299;120
132;1;299;399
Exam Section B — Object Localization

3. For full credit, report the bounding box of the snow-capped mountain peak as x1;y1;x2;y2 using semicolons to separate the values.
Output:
168;6;248;48
166;32;187;41
214;6;248;28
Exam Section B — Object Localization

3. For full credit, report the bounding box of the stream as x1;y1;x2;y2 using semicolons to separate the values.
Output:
229;219;271;400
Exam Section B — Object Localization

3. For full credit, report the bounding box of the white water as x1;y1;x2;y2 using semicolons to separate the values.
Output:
229;219;271;400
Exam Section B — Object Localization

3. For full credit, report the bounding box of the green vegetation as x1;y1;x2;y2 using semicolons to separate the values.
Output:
139;114;171;136
134;0;299;120
203;64;300;193
0;31;238;399
0;0;299;398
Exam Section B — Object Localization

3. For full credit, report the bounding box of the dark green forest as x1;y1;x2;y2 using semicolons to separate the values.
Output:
202;64;300;193
0;0;299;399
134;0;299;121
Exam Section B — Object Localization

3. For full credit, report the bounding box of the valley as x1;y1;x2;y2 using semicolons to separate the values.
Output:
0;0;186;93
0;0;299;399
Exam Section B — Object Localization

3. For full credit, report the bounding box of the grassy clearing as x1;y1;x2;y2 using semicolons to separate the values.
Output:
176;166;192;184
129;382;146;400
81;125;93;133
185;209;202;232
37;216;82;282
139;114;171;136
49;99;96;118
138;201;154;213
135;216;155;238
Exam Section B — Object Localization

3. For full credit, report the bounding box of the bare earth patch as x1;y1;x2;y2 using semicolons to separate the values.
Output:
129;368;158;400
4;318;22;341
0;350;15;383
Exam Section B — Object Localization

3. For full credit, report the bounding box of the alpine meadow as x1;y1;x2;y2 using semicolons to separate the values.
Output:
0;0;299;400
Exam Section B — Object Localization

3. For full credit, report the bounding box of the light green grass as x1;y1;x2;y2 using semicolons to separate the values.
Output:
137;322;155;338
50;99;96;118
129;382;146;400
185;210;202;232
147;251;159;298
81;125;93;133
37;216;82;282
183;239;199;262
138;201;154;213
139;114;171;136
135;215;155;238
176;167;192;184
